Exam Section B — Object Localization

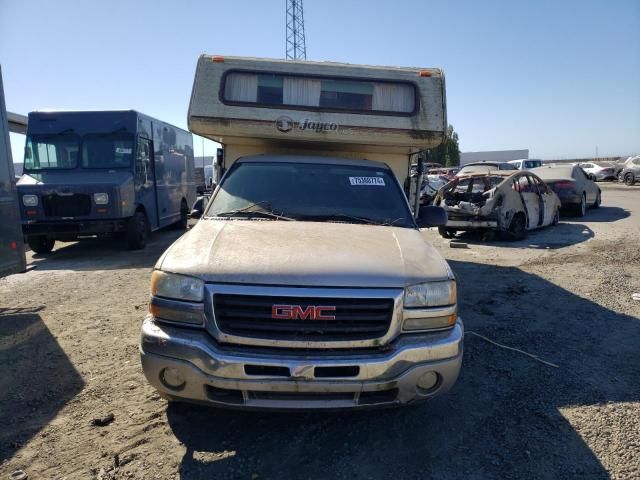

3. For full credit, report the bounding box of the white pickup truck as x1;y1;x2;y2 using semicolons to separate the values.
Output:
140;56;463;409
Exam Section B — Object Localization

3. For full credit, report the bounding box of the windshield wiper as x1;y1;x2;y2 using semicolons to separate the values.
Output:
298;213;392;226
213;201;295;221
216;210;294;221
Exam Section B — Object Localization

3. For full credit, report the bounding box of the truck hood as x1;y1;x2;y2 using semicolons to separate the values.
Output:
157;220;453;288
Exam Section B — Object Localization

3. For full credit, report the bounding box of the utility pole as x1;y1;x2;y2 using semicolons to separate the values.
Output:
286;0;307;60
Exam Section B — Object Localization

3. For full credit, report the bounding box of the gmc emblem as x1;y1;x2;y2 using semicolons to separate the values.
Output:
272;304;337;320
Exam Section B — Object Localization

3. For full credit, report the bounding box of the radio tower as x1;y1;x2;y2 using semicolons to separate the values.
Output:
286;0;307;60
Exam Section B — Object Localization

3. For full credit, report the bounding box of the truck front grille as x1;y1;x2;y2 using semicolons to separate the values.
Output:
42;194;91;217
213;294;394;341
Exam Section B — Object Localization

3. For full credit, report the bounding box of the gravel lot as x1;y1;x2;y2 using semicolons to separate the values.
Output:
1;182;639;480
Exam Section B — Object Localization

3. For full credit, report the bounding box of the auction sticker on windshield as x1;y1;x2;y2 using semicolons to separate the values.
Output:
349;177;386;186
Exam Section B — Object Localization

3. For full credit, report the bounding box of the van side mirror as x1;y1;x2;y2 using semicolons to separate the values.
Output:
416;206;447;228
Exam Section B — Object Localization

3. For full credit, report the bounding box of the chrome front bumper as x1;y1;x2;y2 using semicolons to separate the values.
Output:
140;317;464;409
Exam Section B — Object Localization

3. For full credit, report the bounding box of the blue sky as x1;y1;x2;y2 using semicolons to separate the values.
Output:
1;0;639;162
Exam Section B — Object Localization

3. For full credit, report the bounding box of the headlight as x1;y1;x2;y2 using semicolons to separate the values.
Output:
93;192;109;204
22;195;38;207
404;280;456;308
150;271;204;302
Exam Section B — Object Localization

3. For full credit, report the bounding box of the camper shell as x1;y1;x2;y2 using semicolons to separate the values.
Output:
188;55;447;184
17;110;196;251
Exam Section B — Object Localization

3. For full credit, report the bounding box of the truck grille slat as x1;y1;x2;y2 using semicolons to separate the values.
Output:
214;293;394;341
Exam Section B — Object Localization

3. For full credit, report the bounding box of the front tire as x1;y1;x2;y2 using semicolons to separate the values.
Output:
552;208;560;225
27;235;55;254
575;193;587;217
594;190;601;208
438;226;457;239
176;200;189;230
127;211;149;250
507;213;527;240
624;173;636;186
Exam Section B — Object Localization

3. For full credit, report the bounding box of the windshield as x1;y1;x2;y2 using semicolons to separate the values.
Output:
82;134;134;168
206;161;415;227
24;134;80;170
23;133;134;170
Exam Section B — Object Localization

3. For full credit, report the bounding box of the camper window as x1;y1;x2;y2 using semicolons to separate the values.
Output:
222;71;416;114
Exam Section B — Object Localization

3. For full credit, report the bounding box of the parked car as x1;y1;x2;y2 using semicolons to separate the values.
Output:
456;161;518;176
508;159;543;170
617;155;640;185
428;167;459;180
419;175;448;205
433;170;561;240
531;165;601;216
577;162;617;181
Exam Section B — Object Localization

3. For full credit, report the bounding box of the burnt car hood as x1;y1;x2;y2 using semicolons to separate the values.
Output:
157;220;453;288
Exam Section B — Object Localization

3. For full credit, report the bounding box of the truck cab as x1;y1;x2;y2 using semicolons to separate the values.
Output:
17;110;196;252
140;55;463;409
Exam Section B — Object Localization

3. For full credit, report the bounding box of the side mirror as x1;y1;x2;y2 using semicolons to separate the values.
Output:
416;206;447;228
189;209;202;219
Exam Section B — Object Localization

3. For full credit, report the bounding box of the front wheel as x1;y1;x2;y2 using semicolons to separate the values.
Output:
438;226;457;239
127;211;149;250
625;173;636;186
552;208;560;225
594;190;601;208
174;200;189;230
575;194;587;217
507;213;527;240
27;235;55;254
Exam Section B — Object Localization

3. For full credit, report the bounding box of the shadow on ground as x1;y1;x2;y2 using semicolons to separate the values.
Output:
563;206;630;223
450;222;594;250
0;309;84;463
164;260;639;479
26;229;184;272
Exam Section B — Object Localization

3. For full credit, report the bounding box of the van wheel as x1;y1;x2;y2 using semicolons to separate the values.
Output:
27;235;55;254
624;173;635;186
575;194;586;217
127;211;149;250
438;227;456;239
508;213;526;240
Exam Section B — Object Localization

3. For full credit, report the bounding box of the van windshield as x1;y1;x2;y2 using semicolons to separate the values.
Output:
206;161;415;227
82;134;134;168
24;134;80;170
24;133;134;170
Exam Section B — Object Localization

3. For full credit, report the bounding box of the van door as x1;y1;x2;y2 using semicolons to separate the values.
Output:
134;137;159;229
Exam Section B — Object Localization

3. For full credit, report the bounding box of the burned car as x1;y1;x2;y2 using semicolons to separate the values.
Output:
433;171;561;240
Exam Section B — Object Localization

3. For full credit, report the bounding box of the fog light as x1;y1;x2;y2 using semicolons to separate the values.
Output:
416;371;439;392
160;367;185;390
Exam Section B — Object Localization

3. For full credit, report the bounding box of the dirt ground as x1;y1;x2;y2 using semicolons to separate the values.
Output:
1;182;639;480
